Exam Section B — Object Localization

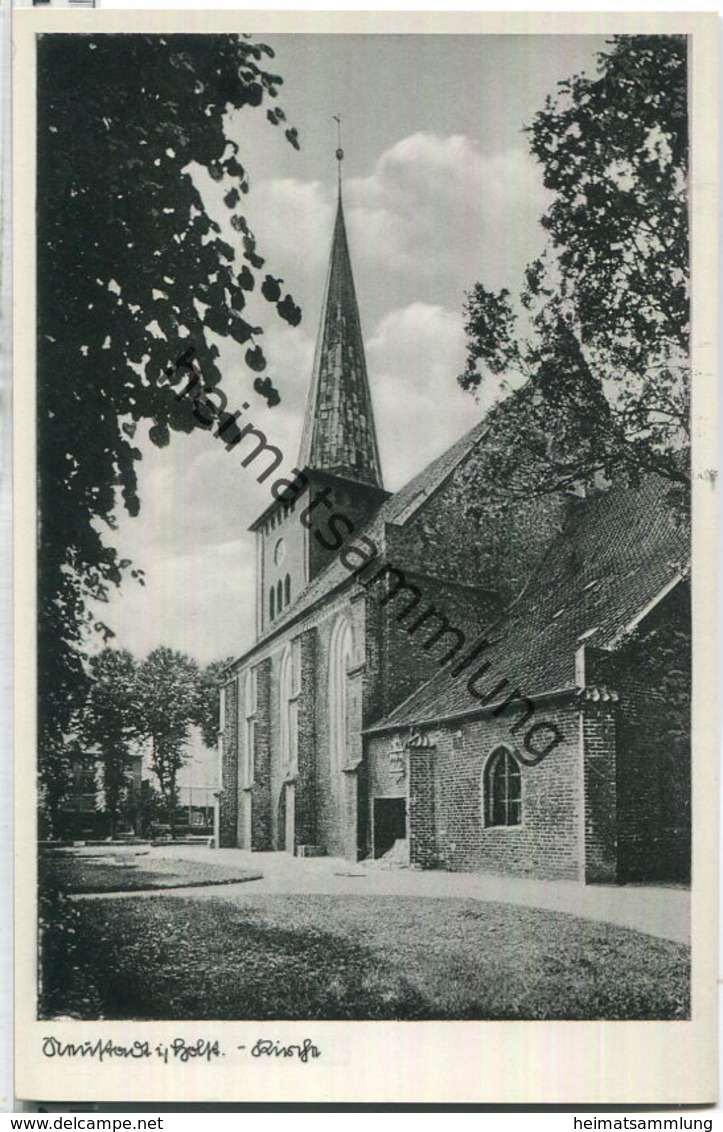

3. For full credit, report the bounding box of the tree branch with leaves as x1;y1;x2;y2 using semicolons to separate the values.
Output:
76;649;142;839
459;35;689;493
135;647;204;837
37;34;303;806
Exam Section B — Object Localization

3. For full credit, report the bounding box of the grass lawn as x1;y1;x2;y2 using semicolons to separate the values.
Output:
39;892;690;1021
39;853;262;894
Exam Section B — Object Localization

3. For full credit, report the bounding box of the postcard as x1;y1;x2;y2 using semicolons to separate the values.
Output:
13;8;718;1107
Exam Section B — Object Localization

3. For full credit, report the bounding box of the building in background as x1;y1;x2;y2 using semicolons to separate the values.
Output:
54;746;144;841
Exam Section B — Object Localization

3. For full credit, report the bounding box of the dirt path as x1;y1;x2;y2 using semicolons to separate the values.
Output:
74;846;690;945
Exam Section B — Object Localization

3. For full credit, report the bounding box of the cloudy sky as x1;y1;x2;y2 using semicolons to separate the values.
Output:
100;32;608;669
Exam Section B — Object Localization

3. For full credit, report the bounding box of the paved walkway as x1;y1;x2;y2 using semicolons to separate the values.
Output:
118;845;690;945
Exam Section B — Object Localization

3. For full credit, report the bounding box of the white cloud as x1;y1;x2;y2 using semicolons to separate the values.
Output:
101;538;256;666
242;178;334;312
344;133;552;299
225;132;551;333
367;302;484;491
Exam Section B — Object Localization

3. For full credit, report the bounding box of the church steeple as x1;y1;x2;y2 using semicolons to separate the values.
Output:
298;158;384;490
251;147;390;633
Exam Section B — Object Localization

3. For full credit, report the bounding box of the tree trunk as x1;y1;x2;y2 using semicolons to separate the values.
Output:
169;767;177;839
104;749;121;840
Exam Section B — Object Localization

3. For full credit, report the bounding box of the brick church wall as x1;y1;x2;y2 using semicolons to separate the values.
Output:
367;699;582;879
408;745;436;868
247;589;367;860
267;648;284;850
581;674;689;884
250;658;273;850
593;584;691;882
362;595;385;729
369;456;570;724
308;613;336;854
230;660;272;851
295;629;318;849
339;770;359;861
218;677;239;848
582;702;618;882
358;548;499;728
614;684;690;882
614;686;680;881
378;573;497;722
385;448;571;604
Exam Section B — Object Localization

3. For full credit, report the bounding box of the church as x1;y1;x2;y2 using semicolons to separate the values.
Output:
217;179;691;886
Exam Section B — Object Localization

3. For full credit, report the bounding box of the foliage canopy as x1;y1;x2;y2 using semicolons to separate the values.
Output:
37;35;301;795
78;648;140;836
69;646;223;837
459;35;689;491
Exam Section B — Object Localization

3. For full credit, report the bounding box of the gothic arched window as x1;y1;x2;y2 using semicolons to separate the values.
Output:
276;579;283;613
279;643;300;775
269;587;275;621
329;614;354;775
284;573;291;606
483;747;522;827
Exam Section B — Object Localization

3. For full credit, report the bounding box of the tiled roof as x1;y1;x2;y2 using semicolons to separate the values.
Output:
298;192;384;489
228;418;488;668
366;475;690;732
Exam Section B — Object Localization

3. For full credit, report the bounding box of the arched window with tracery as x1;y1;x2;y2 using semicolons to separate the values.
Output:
279;643;300;776
329;614;354;775
483;747;522;827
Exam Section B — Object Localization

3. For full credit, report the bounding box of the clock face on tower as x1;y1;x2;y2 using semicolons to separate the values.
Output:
274;538;286;567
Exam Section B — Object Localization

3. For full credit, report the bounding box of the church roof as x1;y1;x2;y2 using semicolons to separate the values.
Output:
297;191;384;489
365;474;690;733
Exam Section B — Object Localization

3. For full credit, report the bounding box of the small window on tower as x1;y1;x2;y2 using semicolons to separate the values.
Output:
284;574;291;606
277;579;283;612
269;587;275;621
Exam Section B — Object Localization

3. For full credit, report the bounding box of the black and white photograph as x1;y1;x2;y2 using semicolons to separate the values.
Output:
14;9;717;1107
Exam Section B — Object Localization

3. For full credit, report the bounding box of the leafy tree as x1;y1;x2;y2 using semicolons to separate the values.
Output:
465;316;625;500
136;647;201;835
459;35;689;490
137;779;166;839
38;738;73;840
196;657;235;750
77;649;141;838
37;34;301;807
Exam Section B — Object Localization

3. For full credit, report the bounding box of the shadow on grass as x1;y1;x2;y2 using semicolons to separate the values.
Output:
39;891;431;1021
39;891;691;1022
39;853;262;895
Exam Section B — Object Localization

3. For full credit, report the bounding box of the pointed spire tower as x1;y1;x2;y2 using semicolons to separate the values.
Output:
298;140;384;490
250;136;390;635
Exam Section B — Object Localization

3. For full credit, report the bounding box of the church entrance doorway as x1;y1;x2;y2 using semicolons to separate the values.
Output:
373;797;406;858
